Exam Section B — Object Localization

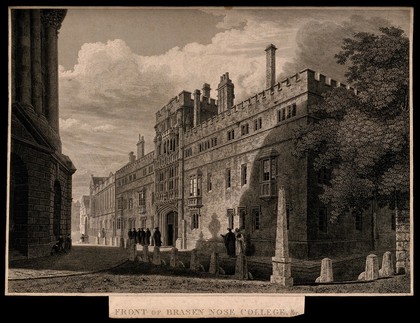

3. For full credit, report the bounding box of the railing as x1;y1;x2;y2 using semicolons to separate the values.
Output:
156;151;180;169
156;190;179;203
187;196;203;208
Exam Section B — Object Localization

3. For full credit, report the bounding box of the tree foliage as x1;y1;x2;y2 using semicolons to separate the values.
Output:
294;27;410;222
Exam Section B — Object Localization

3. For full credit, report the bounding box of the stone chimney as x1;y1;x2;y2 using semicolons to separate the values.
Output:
217;72;235;114
129;151;136;163
265;44;277;89
193;89;201;127
136;134;145;159
202;83;211;98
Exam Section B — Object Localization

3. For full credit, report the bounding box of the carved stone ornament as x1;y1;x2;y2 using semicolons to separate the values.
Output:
41;9;67;30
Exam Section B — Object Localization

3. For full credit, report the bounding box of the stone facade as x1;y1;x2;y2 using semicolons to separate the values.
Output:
71;200;81;239
115;143;155;245
79;195;90;236
106;44;399;259
89;173;115;245
9;9;76;259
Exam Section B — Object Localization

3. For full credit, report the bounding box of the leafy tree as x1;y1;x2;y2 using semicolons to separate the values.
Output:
294;26;410;223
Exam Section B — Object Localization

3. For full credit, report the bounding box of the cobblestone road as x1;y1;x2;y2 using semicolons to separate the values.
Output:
8;244;128;280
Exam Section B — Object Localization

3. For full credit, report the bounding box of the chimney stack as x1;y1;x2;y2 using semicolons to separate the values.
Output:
202;83;211;98
265;44;277;89
129;151;135;163
217;72;235;114
136;134;145;159
193;89;201;127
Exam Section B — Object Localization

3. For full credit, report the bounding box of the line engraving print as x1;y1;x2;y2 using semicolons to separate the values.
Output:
7;6;413;317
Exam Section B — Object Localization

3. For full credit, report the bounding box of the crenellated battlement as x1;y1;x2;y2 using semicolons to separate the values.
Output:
156;91;194;120
183;69;355;143
308;69;357;94
116;150;155;176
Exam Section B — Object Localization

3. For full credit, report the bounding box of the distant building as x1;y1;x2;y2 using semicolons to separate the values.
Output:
89;173;115;244
71;200;81;239
108;44;395;258
79;195;90;238
9;9;76;259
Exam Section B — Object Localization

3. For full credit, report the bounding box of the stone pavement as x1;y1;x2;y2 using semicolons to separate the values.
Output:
8;242;393;284
8;244;128;280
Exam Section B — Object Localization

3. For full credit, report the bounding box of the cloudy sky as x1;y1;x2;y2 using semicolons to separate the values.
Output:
56;7;411;201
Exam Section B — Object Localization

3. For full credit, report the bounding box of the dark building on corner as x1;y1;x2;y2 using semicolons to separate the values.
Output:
9;9;76;259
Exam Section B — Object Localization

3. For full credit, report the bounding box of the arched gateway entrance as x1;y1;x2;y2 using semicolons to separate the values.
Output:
166;211;178;246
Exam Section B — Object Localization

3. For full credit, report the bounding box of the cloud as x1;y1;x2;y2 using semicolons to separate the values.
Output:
60;117;78;130
92;124;117;133
59;118;117;133
281;15;396;82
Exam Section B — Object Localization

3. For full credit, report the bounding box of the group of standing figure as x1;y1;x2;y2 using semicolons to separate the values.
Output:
51;234;72;255
221;228;246;257
128;227;162;247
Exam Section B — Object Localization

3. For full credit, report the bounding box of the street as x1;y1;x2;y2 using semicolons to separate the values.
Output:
7;245;411;294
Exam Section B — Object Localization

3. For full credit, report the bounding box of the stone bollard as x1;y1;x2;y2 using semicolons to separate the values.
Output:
142;245;149;263
170;247;178;268
209;251;219;275
128;241;137;262
119;237;125;248
379;251;394;278
152;246;162;265
95;237;99;245
190;249;200;271
358;254;379;281
315;258;334;283
234;253;249;280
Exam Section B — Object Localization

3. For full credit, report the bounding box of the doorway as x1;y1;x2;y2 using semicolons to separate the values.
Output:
166;211;178;246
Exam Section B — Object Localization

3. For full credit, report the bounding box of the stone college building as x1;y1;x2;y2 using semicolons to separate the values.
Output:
87;44;395;259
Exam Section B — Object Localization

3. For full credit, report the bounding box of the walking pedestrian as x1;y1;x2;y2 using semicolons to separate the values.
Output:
65;234;72;251
153;227;162;247
145;228;151;245
221;228;236;257
235;228;245;255
137;228;142;245
140;228;146;245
